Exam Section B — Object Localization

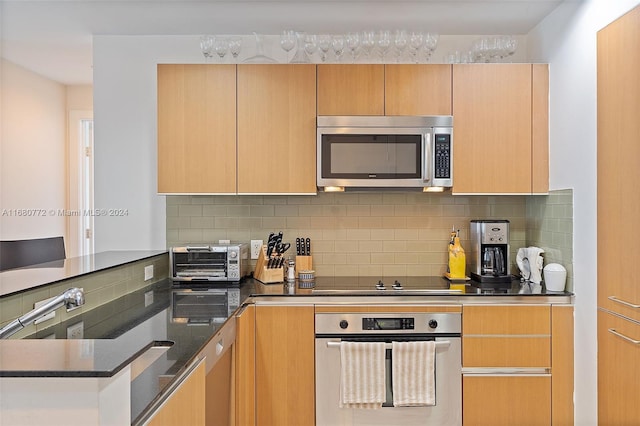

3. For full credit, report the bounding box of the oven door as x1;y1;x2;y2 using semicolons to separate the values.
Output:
315;335;461;426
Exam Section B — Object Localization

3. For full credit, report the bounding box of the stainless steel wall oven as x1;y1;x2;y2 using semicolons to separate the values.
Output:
315;311;462;425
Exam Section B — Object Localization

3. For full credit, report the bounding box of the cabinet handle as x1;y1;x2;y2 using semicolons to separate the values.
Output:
608;328;640;345
608;296;640;309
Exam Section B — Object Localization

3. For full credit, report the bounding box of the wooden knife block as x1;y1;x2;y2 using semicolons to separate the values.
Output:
295;255;313;278
254;245;284;284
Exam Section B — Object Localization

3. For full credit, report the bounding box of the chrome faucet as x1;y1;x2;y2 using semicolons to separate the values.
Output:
0;287;85;339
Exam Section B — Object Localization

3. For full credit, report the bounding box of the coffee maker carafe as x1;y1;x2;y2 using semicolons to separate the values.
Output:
470;220;511;283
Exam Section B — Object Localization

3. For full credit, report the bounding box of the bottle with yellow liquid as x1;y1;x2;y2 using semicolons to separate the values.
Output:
448;229;466;279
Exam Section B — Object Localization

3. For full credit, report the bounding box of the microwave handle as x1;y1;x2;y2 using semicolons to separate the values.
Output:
423;132;432;183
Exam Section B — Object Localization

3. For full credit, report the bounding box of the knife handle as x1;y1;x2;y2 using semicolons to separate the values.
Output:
305;238;311;256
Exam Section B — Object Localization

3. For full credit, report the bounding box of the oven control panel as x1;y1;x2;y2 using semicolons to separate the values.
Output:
362;317;414;330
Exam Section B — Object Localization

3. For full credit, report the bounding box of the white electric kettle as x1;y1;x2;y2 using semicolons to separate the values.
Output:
516;247;544;284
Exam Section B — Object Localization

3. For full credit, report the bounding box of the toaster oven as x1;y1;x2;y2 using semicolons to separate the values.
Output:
170;244;249;282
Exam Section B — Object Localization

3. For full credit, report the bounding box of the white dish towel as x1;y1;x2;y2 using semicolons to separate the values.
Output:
392;341;436;407
339;341;386;409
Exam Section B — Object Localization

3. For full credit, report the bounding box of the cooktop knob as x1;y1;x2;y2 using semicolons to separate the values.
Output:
339;320;349;329
428;319;438;329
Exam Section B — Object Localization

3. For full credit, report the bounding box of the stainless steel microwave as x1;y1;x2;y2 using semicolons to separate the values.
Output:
317;116;453;191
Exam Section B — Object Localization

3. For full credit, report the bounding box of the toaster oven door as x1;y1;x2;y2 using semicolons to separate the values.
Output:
172;248;227;280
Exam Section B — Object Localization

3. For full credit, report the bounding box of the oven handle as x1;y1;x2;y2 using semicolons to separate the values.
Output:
326;340;451;349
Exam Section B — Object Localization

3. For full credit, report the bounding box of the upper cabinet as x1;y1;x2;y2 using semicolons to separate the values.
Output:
317;64;452;116
158;63;547;195
385;64;452;115
237;64;317;194
157;64;237;193
452;64;549;194
157;64;316;195
317;64;385;115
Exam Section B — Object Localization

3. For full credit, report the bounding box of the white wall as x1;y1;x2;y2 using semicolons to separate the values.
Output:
0;59;67;241
528;0;640;423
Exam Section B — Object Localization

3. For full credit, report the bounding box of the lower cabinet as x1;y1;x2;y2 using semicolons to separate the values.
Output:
462;304;573;426
235;304;315;426
598;309;640;425
463;375;551;425
146;358;206;426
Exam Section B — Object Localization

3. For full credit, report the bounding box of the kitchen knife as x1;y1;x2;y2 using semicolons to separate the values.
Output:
305;238;311;256
296;238;302;256
267;240;276;257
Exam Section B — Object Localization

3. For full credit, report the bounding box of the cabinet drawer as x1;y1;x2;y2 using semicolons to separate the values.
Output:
463;375;551;426
463;336;550;367
463;305;550;335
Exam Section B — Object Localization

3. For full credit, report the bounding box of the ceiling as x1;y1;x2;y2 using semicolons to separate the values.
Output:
0;0;572;85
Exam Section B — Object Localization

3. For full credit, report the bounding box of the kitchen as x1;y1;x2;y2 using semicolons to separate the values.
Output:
1;0;639;424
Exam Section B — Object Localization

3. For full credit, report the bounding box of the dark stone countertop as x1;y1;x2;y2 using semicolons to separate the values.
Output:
0;250;168;297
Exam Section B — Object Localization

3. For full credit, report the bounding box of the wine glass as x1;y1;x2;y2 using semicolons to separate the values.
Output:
214;37;229;62
394;30;408;62
228;36;242;61
376;30;391;62
304;34;318;62
200;35;214;61
346;32;360;63
318;34;332;62
423;32;439;62
408;31;424;63
280;30;296;62
332;35;345;62
360;31;376;61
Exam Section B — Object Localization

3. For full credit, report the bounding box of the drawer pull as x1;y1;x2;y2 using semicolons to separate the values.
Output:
608;296;640;309
608;328;640;345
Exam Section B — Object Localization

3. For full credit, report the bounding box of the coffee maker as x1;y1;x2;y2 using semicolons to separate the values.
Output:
469;220;512;284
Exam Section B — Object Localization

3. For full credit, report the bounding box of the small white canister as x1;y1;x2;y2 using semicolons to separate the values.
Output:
543;263;567;292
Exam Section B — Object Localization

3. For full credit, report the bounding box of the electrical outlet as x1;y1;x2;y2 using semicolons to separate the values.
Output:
250;240;263;260
219;239;231;245
144;265;154;281
67;321;84;339
144;290;154;307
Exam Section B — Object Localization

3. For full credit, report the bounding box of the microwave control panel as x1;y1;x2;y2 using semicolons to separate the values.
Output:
434;134;451;179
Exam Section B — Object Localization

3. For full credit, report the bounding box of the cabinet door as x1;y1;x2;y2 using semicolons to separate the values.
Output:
255;305;315;426
146;359;206;426
597;5;640;322
452;64;533;194
463;305;551;368
237;65;316;194
317;64;385;115
598;310;640;425
157;64;237;193
463;375;551;425
385;64;452;115
234;305;256;426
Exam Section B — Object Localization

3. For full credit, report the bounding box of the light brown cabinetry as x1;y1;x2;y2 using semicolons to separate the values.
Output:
157;64;237;193
598;310;640;425
317;64;453;116
597;4;640;324
452;64;549;194
234;305;256;426
597;5;640;425
237;65;317;194
462;304;573;426
234;304;315;426
146;359;206;426
158;64;316;195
